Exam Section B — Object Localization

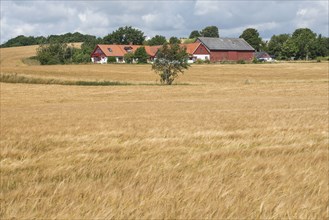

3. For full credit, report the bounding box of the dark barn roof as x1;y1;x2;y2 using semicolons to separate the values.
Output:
197;37;255;51
254;51;271;59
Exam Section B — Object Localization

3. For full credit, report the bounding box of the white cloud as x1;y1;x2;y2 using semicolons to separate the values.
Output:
194;0;220;16
292;1;328;35
78;13;87;23
0;0;328;44
142;13;155;23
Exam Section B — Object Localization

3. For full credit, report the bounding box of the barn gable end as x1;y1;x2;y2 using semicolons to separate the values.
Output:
196;37;255;62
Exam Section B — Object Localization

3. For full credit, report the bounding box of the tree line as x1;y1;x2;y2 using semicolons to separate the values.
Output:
0;26;220;48
0;32;96;48
239;28;329;60
2;25;328;64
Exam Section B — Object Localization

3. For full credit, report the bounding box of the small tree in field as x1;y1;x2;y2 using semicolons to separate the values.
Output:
152;43;189;85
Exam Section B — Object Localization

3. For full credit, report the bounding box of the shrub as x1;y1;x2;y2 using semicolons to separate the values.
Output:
237;60;246;64
134;47;149;64
252;57;259;64
72;50;91;63
220;60;234;64
195;59;204;64
124;52;135;64
107;57;117;63
37;43;72;65
204;58;210;64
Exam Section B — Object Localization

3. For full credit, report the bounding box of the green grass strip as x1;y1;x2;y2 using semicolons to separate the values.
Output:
0;73;131;86
0;73;190;86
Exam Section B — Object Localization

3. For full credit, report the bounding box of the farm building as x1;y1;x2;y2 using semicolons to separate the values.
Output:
91;44;160;64
90;38;252;64
90;43;210;64
254;51;274;62
196;37;255;62
182;42;210;63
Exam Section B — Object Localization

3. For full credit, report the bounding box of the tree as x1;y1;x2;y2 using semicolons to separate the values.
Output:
268;34;290;59
124;52;135;64
200;26;219;38
291;28;317;60
189;30;201;39
147;35;167;46
36;43;71;65
36;42;93;64
81;37;103;54
239;28;263;51
103;26;145;45
72;50;91;63
169;36;181;44
281;38;298;60
315;35;329;57
1;35;40;47
152;43;189;85
134;47;149;63
1;32;97;48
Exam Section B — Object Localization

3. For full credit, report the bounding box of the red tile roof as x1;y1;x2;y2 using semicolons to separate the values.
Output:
144;45;162;57
180;42;202;54
97;44;125;57
94;44;161;57
93;43;207;58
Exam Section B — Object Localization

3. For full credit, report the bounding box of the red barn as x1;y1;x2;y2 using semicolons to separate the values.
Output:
181;42;210;63
196;37;255;62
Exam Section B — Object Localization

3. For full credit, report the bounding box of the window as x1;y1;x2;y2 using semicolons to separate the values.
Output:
124;46;132;52
108;48;112;52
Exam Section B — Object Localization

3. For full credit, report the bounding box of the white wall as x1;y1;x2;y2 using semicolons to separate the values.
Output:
100;57;107;64
194;54;210;60
92;57;107;64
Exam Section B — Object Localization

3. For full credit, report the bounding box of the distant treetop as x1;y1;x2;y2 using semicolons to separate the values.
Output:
1;32;96;48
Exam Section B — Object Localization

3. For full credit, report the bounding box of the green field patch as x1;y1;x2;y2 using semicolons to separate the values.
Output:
0;73;190;86
0;73;131;86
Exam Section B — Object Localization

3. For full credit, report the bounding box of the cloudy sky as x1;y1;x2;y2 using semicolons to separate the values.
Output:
1;0;328;43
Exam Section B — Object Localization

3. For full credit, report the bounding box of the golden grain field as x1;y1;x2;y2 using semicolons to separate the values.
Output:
1;45;328;219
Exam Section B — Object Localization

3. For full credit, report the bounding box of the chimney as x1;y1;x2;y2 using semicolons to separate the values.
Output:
129;42;133;45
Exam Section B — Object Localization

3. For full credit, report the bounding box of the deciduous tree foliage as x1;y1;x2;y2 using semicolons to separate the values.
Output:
291;28;317;60
147;35;167;46
239;28;263;51
73;37;104;63
189;30;201;39
103;26;145;45
36;43;72;65
134;47;149;64
1;32;95;48
281;38;298;59
316;34;329;57
123;52;135;64
152;43;189;85
200;26;219;38
267;29;328;60
268;34;290;59
169;36;181;44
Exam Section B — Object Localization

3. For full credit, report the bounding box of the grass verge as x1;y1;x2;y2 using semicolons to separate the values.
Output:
0;73;131;86
0;73;190;86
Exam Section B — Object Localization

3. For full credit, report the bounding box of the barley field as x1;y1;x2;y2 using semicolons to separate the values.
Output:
1;45;328;219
